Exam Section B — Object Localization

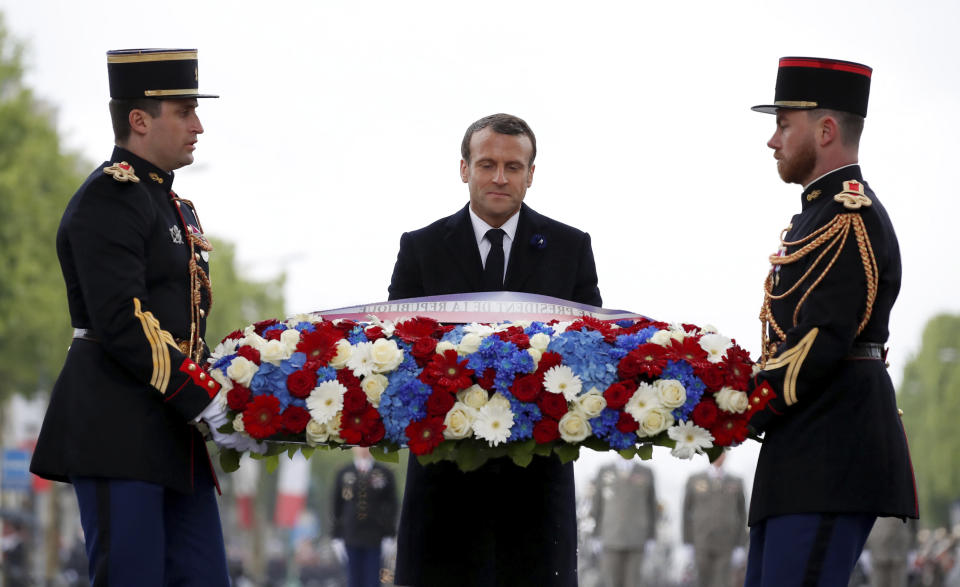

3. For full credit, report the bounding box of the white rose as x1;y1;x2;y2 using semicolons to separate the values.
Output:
487;392;512;411
280;328;302;355
527;348;542;371
716;386;749;414
232;414;246;433
638;408;674;437
329;339;352;369
435;341;457;355
558;411;592;443
259;339;288;363
656;379;687;409
226;356;258;387
649;330;674;346
576;389;607;418
443;403;476;439
529;332;551;352
371;338;404;373
457;385;489;410
239;332;265;351
305;419;330;445
284;314;312;327
328;412;344;443
361;374;389;407
458;333;482;355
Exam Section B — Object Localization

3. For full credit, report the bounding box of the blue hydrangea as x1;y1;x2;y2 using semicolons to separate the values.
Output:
262;324;287;335
465;337;534;394
661;360;706;420
547;329;618;393
589;408;636;450
524;322;555;337
314;366;338;382
378;378;432;444
250;362;306;411
347;326;368;345
440;325;466;345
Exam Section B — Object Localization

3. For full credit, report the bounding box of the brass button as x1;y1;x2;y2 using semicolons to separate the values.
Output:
898;408;904;416
761;388;768;396
199;372;206;380
752;397;760;404
199;309;206;318
188;364;197;371
208;381;216;389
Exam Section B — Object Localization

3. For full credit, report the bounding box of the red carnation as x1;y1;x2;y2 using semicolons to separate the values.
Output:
281;406;311;434
337;369;363;393
252;319;280;336
616;411;640;434
223;329;244;342
342;388;368;414
406;417;445;455
538;392;568;420
668;337;709;368
242;395;282;439
226;384;252;411
567;316;618;342
426;391;456;417
535;351;564;378
365;325;386;341
286;369;317;399
691;397;719;429
603;380;637;410
236;345;261;365
533;418;560;443
296;327;343;365
510;374;542;403
411;337;438;364
723;345;754;390
394;317;443;344
420;350;474;393
477;368;496;391
619;343;668;379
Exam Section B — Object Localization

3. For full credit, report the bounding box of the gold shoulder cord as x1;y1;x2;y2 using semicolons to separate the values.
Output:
171;195;214;363
759;213;878;367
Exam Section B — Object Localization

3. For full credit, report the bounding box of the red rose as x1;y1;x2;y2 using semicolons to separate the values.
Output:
477;368;496;391
537;392;568;420
337;369;363;393
411;337;438;364
603;380;637;410
535;352;564;378
343;388;368;413
533;418;560;443
281;406;311;434
691;397;719;429
406;417;446;455
226;384;252;411
616;411;640;434
264;328;283;341
365;325;386;341
426;390;456;416
286;369;317;399
252;319;280;336
510;374;542;402
695;363;726;392
242;395;282;439
364;413;386;445
236;345;261;365
494;326;530;349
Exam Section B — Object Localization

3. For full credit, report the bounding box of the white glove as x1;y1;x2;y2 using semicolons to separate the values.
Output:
331;538;347;563
681;543;696;562
381;536;397;561
731;546;747;567
199;398;267;454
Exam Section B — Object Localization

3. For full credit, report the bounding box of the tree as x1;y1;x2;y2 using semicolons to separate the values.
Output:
899;313;960;528
0;15;85;400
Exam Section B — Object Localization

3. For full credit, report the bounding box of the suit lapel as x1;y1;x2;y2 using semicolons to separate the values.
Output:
504;204;544;292
443;204;484;291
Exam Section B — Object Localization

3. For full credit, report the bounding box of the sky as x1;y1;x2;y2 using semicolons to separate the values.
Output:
3;0;958;543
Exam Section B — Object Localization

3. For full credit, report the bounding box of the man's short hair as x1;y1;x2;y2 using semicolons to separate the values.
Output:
109;98;162;143
461;113;537;165
808;108;865;147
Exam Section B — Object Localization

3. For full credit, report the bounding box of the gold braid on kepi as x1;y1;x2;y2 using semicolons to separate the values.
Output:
170;195;214;363
759;212;879;367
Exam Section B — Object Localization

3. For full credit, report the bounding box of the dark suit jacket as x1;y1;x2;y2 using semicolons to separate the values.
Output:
388;203;601;587
31;147;218;494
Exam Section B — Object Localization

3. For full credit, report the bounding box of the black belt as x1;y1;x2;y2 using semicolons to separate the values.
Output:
847;342;886;360
72;328;99;342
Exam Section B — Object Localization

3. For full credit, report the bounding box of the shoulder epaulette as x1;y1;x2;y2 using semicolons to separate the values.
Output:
103;161;140;183
833;179;871;210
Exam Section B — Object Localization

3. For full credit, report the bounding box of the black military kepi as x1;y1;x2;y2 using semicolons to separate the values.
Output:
752;56;871;117
107;48;218;99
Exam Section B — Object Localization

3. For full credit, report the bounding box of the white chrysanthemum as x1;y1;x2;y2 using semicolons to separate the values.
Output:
457;385;489;410
527;348;542;371
370;338;404;373
543;365;583;401
699;324;719;335
624;382;660;422
558;411;592;443
529;332;551;353
226;356;258;387
715;386;749;414
473;402;514;446
305;418;330;445
346;342;375;377
576;388;607;418
443;402;476;439
464;323;496;338
306;381;346;424
239;332;266;351
649;329;674;346
279;328;302;355
284;314;312;328
699;333;733;364
638;407;674;437
487;392;512;411
328;412;344;443
209;368;234;394
329;339;352;369
209;338;239;362
361;374;389;407
668;420;714;459
435;341;457;355
458;332;483;355
656;379;687;409
259;339;290;364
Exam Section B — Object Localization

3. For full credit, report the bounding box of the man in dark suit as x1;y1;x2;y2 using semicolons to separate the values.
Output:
744;57;918;587
388;113;602;586
30;49;236;586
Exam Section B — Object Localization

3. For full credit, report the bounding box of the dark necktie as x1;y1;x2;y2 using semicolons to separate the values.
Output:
482;228;506;291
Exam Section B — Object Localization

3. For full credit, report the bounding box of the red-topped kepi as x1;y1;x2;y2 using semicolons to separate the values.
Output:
752;56;872;117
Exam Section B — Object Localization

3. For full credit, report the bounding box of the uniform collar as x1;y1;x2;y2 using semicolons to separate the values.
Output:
800;164;863;210
110;146;175;191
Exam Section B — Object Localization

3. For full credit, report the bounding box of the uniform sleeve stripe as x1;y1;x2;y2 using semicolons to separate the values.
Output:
133;297;172;393
763;327;818;406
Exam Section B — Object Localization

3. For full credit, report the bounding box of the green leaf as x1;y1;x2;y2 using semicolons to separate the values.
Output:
299;446;316;460
452;441;491;472
533;442;553;457
507;439;536;468
219;448;241;473
617;447;638;460
264;454;280;474
287;446;298;459
553;443;580;464
705;446;724;463
636;443;653;460
371;444;400;464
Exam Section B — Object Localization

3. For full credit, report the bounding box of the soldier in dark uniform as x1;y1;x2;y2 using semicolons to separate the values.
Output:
331;447;399;587
743;57;919;587
29;49;237;586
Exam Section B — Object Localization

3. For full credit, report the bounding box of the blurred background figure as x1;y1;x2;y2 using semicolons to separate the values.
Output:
331;447;399;587
590;457;658;587
862;516;918;587
682;453;747;587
